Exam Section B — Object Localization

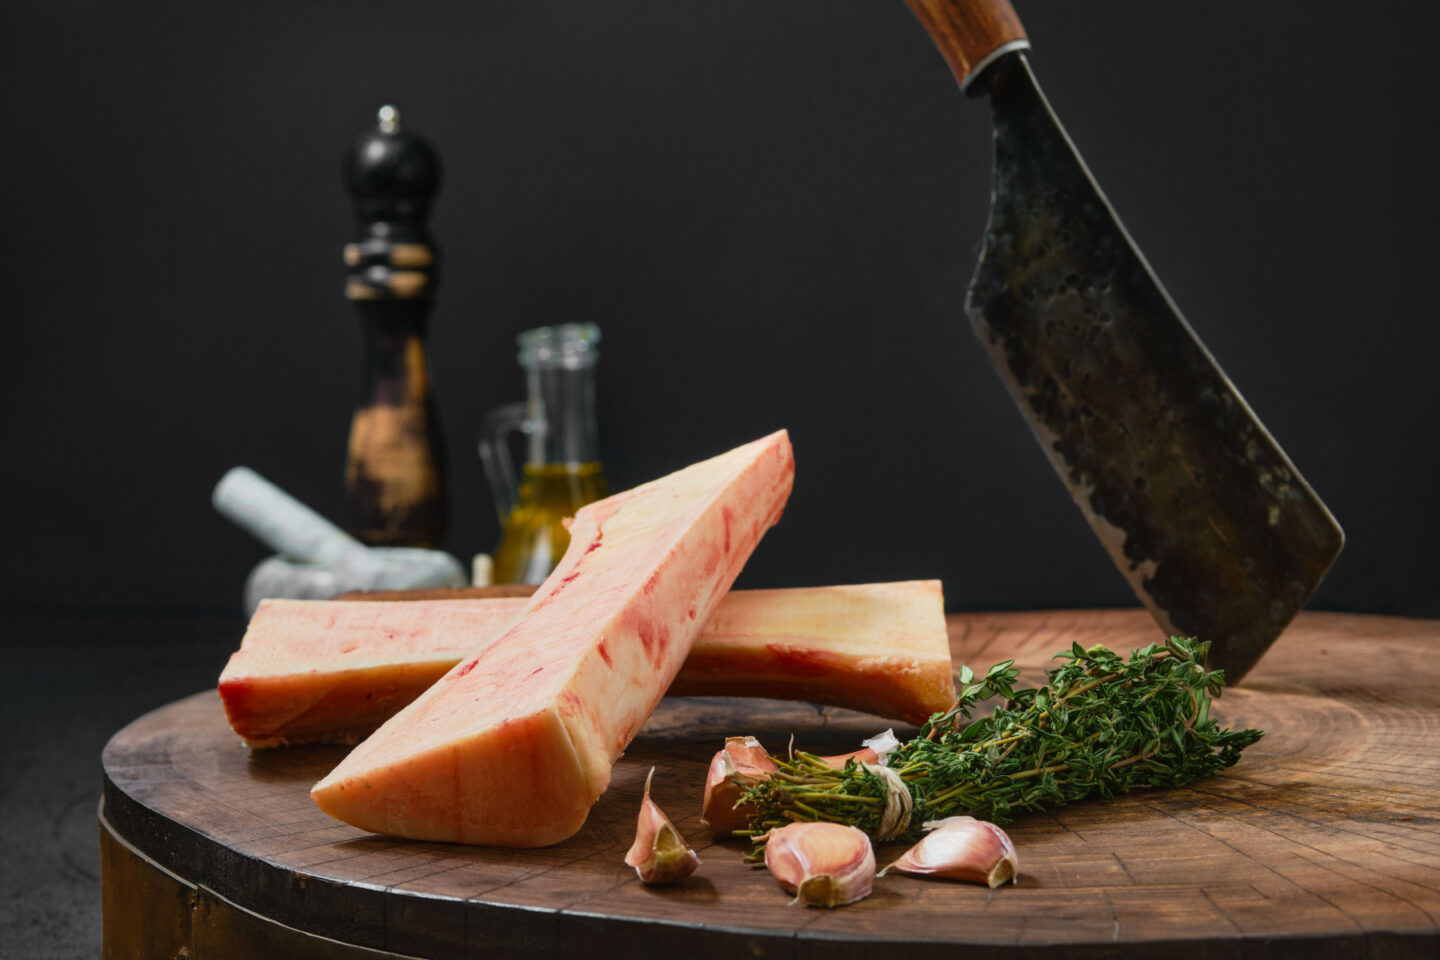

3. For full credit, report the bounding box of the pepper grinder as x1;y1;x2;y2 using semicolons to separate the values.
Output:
342;105;447;548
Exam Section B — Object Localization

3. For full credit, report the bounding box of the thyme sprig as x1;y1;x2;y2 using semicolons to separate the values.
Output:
737;636;1262;848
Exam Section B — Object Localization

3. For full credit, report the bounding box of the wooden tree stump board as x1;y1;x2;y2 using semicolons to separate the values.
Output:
101;610;1440;958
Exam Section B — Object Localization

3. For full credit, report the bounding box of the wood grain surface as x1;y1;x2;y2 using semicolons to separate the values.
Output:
101;610;1440;958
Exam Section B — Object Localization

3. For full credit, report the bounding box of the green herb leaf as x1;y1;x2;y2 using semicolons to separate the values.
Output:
739;637;1264;847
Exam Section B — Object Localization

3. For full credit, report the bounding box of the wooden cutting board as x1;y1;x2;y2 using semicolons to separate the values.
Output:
100;610;1440;958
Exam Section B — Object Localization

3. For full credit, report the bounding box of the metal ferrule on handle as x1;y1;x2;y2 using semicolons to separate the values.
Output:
903;0;1030;92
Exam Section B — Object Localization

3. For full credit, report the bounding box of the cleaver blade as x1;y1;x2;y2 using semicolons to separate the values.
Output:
904;0;1344;682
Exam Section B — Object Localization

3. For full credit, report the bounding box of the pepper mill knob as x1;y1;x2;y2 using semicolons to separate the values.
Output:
342;105;442;301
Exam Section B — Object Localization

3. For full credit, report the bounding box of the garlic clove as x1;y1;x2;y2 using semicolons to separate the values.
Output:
818;746;880;769
818;728;902;769
701;736;776;834
625;767;701;885
880;816;1018;888
861;728;902;765
763;821;876;908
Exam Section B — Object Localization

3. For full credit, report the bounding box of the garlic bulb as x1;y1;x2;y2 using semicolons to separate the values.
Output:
880;816;1018;888
701;736;776;834
763;821;876;908
624;768;700;885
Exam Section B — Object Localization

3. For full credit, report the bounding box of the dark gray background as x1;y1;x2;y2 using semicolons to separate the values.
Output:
1;6;1437;954
3;0;1437;617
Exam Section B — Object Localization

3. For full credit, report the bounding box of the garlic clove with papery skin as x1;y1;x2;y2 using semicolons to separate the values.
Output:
625;767;700;885
818;746;880;769
880;816;1018;888
818;728;902;769
763;821;876;908
701;736;777;834
861;728;902;765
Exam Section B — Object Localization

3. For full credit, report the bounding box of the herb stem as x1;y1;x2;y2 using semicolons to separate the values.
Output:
738;636;1263;846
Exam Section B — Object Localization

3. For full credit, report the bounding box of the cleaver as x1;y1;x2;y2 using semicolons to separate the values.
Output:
902;0;1343;682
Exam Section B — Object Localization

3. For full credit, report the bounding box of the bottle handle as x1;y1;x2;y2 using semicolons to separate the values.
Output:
479;402;531;525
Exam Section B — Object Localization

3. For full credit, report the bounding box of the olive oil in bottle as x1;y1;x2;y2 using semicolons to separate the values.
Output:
491;462;608;584
480;324;608;584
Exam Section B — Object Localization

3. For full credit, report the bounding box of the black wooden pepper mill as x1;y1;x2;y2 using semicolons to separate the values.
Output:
342;105;447;548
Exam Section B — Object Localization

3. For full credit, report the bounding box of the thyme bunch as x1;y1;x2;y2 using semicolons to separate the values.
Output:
738;637;1262;847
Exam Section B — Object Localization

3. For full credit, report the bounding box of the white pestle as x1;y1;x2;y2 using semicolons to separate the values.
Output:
213;467;467;615
213;467;362;565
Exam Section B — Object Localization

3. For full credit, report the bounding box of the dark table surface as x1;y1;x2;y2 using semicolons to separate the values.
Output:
19;607;1440;958
0;609;246;959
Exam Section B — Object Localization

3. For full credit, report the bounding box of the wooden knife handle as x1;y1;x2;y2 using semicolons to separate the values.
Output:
903;0;1030;92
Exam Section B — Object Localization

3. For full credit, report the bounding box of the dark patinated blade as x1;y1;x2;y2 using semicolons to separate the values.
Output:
968;54;1343;683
